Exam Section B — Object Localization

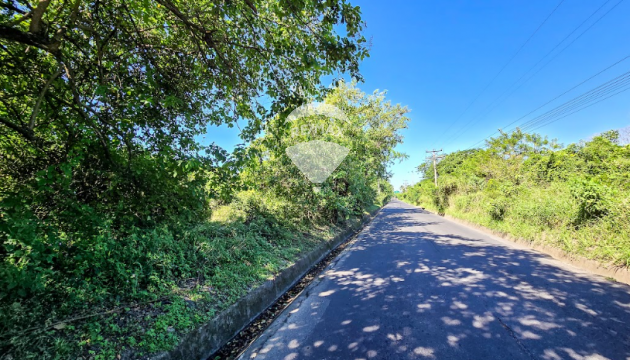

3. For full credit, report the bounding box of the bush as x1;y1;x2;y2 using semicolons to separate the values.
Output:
570;178;610;225
487;198;508;221
400;129;630;267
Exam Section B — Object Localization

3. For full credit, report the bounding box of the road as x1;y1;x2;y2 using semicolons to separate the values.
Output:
239;200;630;360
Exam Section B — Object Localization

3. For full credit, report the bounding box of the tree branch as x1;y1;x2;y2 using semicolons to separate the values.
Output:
29;67;61;130
0;116;36;141
0;25;53;52
29;0;50;34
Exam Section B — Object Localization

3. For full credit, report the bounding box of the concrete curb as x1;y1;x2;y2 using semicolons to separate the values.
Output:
148;207;381;360
413;203;630;285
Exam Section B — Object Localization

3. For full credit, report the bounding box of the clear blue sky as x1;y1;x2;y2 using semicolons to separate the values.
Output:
201;0;630;191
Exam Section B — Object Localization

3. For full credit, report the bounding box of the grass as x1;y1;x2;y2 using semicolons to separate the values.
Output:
402;184;630;268
0;203;376;360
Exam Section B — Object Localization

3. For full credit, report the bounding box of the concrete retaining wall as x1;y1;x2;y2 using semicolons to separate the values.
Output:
149;208;380;360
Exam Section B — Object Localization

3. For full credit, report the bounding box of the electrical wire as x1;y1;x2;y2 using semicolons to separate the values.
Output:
529;86;630;131
432;0;566;148
464;67;630;149
518;72;630;131
444;0;625;148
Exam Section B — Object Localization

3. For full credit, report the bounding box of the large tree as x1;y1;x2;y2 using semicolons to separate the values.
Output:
0;0;368;220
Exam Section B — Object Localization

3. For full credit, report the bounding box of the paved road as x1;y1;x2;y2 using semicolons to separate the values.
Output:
239;200;630;360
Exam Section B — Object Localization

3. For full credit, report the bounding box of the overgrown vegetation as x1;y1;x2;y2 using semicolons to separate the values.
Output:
401;129;630;267
0;1;408;358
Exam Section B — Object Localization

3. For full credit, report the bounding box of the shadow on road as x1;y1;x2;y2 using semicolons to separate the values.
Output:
249;201;630;360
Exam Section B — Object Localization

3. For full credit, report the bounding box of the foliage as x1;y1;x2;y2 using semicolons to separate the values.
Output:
570;178;611;225
0;77;405;358
401;129;630;267
0;2;412;357
0;0;369;229
243;81;409;224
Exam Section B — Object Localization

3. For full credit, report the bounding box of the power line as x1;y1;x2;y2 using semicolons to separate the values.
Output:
521;79;630;131
465;54;630;149
529;86;630;132
518;71;630;131
474;0;625;125
433;0;565;148
494;56;629;136
444;0;625;148
464;68;630;149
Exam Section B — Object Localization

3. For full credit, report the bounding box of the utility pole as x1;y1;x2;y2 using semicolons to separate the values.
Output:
426;149;444;187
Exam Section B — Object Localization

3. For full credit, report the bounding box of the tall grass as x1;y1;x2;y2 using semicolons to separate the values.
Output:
401;131;630;267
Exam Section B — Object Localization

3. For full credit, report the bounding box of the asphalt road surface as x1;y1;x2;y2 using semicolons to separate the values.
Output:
239;200;630;360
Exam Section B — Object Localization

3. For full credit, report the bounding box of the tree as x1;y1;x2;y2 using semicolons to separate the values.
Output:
0;0;369;225
600;130;620;145
242;82;409;222
486;128;560;159
0;4;370;355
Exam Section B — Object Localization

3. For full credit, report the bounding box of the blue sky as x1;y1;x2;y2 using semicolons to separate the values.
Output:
200;0;630;191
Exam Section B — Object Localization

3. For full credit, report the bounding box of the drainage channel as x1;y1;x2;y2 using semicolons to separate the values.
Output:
207;224;367;360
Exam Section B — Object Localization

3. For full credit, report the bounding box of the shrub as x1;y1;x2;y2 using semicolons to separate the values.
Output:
487;198;508;221
400;129;630;268
570;178;610;225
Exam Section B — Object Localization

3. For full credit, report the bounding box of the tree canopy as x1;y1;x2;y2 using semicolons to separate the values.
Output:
0;3;419;358
0;0;369;225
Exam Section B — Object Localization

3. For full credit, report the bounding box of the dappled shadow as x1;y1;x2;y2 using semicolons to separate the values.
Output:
244;200;630;360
